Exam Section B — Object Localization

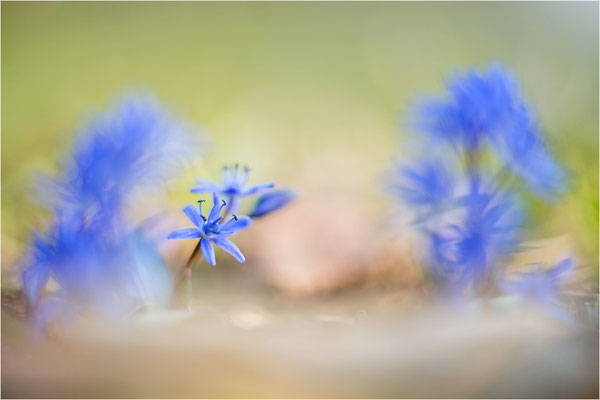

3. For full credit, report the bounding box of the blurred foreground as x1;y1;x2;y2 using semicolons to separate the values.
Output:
2;273;598;399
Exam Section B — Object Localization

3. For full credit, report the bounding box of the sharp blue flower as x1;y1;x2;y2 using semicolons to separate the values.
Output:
190;164;274;213
249;189;297;218
168;192;252;265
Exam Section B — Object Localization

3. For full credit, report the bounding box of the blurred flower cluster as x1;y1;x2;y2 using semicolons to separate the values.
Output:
389;64;572;299
21;95;196;325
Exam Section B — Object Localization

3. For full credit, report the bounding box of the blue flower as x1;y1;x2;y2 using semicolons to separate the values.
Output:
413;64;521;149
412;64;565;199
391;64;570;294
168;192;252;265
499;258;573;302
22;215;142;313
429;189;523;287
389;160;453;209
47;94;194;222
21;94;195;318
190;165;274;213
498;258;574;323
250;189;296;218
488;107;566;198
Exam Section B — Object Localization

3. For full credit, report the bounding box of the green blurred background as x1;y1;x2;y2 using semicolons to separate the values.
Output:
2;1;598;280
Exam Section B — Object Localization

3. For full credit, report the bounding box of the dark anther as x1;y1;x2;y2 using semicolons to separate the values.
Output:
222;199;227;206
197;200;206;203
201;215;207;221
232;214;238;220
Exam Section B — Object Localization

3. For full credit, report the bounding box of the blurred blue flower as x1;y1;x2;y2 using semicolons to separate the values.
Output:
498;258;574;323
250;189;296;218
42;95;194;224
412;64;565;198
191;165;274;213
389;160;453;209
488;107;566;198
413;65;521;149
393;64;571;294
428;189;523;287
168;192;252;265
23;216;143;314
21;94;195;319
499;258;573;302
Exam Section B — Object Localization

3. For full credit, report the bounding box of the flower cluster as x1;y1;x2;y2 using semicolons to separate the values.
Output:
169;165;296;265
21;94;195;321
390;64;569;295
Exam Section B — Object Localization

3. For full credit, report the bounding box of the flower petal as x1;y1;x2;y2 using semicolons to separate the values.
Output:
167;228;202;240
219;215;253;236
190;179;222;194
242;182;275;196
212;236;245;263
237;167;249;187
208;192;225;223
250;189;296;218
227;196;241;214
222;166;233;187
182;204;204;228
201;238;216;266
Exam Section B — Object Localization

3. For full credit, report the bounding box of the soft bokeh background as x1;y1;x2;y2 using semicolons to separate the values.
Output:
2;1;598;279
2;2;598;398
